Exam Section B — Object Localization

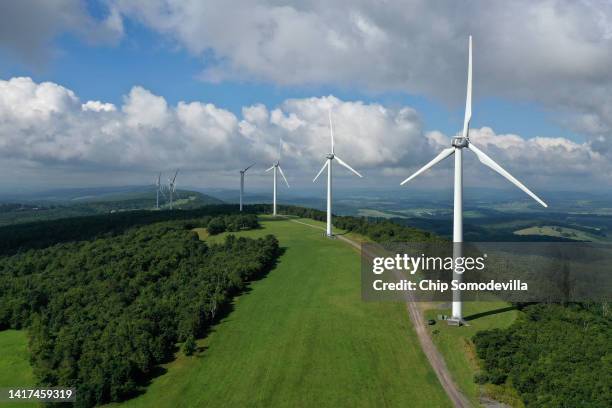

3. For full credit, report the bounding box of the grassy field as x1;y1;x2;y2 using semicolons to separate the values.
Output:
424;302;520;406
111;216;451;408
513;225;605;241
0;330;37;408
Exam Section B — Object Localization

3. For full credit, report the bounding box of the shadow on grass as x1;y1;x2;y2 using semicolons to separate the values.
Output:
464;305;517;321
129;246;287;399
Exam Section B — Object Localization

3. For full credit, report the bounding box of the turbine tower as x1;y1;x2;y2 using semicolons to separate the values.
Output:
313;109;363;237
155;172;167;209
156;172;168;209
168;169;179;210
155;173;161;209
399;36;547;324
265;138;289;216
239;163;255;211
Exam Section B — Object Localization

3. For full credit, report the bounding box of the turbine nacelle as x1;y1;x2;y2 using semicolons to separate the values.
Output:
326;153;335;160
451;137;469;148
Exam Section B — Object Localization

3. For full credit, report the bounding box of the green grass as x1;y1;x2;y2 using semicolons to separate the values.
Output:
111;216;451;408
424;301;519;406
0;330;38;408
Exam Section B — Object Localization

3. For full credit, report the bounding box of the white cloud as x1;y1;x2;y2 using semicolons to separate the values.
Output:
0;77;609;190
0;0;123;64
110;0;612;151
4;1;612;167
123;86;170;129
82;100;116;112
404;127;609;188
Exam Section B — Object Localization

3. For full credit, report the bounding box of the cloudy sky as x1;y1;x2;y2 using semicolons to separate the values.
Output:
0;0;611;196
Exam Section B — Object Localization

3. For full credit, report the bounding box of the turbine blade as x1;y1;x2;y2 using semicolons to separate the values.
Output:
278;165;290;187
329;109;335;154
244;163;256;172
265;165;274;172
335;156;363;178
172;169;179;183
313;160;329;183
468;143;547;207
462;35;472;139
400;147;455;185
278;138;282;160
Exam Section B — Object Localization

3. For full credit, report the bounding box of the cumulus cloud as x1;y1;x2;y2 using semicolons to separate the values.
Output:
398;127;610;189
82;101;116;112
109;0;612;151
0;0;123;64
4;1;612;168
0;76;609;190
0;77;415;174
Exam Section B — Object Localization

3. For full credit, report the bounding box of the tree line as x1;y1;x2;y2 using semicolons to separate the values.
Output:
0;205;261;256
0;216;278;407
248;204;443;242
0;203;441;257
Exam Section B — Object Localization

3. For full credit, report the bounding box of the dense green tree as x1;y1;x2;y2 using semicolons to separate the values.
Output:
207;217;226;235
0;215;277;407
183;335;197;356
473;303;611;407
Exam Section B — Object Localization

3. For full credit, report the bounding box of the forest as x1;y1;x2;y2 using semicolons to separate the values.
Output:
473;303;611;407
0;211;278;407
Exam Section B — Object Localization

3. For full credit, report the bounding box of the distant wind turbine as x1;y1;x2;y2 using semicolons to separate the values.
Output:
399;36;547;324
239;163;255;212
168;169;179;209
265;138;289;216
313;109;363;236
155;172;164;209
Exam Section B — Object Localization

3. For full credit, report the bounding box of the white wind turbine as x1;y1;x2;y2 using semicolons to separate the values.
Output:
313;110;363;236
155;172;167;209
168;169;179;209
239;163;255;212
265;139;289;216
400;36;547;324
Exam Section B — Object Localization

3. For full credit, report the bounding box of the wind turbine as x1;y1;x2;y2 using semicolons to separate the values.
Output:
239;163;255;211
399;36;547;324
168;169;179;209
155;172;163;209
313;110;363;236
265;138;289;216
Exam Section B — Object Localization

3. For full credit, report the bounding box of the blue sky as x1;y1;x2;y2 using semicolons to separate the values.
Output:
0;12;578;142
0;0;609;193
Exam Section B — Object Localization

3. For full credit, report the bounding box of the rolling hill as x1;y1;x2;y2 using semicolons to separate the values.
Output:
0;186;223;226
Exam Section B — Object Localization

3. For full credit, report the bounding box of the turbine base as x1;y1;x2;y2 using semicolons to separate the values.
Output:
446;317;468;326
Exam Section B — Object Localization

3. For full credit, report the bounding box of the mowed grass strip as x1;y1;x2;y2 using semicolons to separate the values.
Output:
425;301;519;405
0;330;38;408
113;216;451;407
